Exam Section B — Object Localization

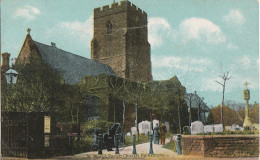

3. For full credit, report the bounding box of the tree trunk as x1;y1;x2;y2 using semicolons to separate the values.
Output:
198;105;200;121
150;107;153;131
178;105;181;134
122;100;125;144
77;108;80;142
135;103;139;142
114;104;116;123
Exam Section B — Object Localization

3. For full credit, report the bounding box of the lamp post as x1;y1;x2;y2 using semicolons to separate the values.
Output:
115;134;119;154
149;132;153;154
131;127;137;154
2;64;19;159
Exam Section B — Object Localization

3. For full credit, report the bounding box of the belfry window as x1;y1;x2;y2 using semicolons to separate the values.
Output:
106;21;113;34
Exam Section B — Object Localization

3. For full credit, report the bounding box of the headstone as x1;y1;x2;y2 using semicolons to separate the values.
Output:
214;124;224;133
204;125;214;133
191;121;204;135
138;121;151;135
230;124;243;131
165;122;170;133
138;122;143;134
144;121;150;135
153;120;159;130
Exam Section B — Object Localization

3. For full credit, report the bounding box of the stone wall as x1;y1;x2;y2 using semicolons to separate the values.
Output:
181;135;259;158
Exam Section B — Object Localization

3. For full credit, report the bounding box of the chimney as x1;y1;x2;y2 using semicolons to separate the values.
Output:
2;52;10;72
51;42;56;47
11;58;17;66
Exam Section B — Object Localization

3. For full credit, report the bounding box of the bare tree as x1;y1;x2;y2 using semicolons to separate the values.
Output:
194;91;204;122
215;72;231;126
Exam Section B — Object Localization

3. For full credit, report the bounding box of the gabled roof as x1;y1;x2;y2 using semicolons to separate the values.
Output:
33;41;116;84
17;33;116;85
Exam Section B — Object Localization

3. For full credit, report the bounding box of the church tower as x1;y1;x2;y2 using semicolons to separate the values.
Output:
91;1;152;82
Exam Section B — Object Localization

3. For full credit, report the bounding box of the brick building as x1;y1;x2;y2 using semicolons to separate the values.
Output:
91;1;152;82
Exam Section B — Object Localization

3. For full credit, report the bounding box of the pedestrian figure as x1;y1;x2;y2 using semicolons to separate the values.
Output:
153;124;160;144
160;122;167;145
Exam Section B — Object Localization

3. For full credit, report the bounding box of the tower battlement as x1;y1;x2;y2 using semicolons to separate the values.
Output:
91;0;152;82
94;1;147;18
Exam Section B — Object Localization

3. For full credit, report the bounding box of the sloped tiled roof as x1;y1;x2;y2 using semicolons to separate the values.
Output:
34;41;116;84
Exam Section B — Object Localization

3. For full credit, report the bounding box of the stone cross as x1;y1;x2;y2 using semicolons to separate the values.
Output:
27;28;31;34
244;81;249;89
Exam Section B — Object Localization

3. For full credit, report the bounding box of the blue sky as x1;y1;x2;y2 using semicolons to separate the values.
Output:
1;0;259;107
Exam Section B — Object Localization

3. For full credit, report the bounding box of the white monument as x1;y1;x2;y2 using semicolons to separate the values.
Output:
191;121;204;135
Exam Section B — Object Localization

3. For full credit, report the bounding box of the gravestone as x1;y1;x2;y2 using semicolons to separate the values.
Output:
138;121;151;135
230;124;243;131
191;121;204;135
144;121;150;135
214;124;224;133
165;122;170;133
204;125;214;133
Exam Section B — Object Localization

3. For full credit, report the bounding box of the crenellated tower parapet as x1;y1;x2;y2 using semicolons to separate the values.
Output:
91;0;152;82
94;1;147;20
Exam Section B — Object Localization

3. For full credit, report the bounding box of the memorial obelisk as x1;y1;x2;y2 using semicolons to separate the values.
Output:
243;81;252;129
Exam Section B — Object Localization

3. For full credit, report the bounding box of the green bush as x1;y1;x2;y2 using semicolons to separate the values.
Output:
71;138;92;154
163;141;176;152
82;120;113;136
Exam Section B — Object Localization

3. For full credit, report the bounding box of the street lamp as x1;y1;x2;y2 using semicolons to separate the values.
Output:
131;127;137;154
5;69;18;84
5;58;18;84
1;59;19;159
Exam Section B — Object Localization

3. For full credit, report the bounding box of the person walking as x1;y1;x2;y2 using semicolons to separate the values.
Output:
160;122;167;145
153;124;160;144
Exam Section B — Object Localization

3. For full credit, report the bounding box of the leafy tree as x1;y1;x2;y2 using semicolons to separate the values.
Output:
206;110;214;124
249;103;259;124
210;105;243;126
2;56;64;114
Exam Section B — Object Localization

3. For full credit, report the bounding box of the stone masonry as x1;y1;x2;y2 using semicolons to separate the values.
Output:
91;1;152;82
181;135;259;158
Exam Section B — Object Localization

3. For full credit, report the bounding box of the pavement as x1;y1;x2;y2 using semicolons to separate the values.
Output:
3;139;259;160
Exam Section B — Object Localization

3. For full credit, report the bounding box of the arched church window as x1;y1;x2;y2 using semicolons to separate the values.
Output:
106;21;113;34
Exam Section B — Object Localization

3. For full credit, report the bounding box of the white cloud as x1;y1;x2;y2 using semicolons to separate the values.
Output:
237;55;252;70
177;18;226;44
148;17;172;47
228;73;259;90
152;56;213;72
58;16;93;41
227;42;238;50
200;72;258;92
200;77;223;92
48;15;93;46
13;5;40;20
223;9;245;26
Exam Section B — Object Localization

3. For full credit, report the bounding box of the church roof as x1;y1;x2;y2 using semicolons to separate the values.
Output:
33;40;116;84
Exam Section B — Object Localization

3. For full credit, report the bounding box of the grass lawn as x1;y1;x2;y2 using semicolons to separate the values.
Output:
162;140;177;152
